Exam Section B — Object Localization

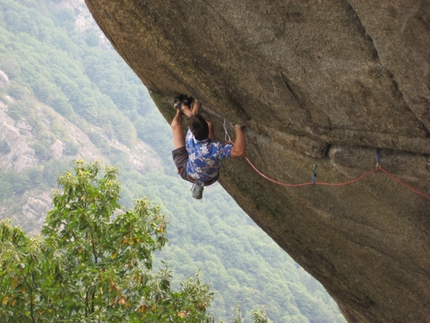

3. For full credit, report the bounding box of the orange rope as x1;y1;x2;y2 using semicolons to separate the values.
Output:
311;168;380;187
244;157;315;187
244;157;430;199
378;167;430;199
223;125;428;198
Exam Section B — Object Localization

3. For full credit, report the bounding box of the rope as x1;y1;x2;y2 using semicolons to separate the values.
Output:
244;157;429;199
378;167;430;199
245;157;429;198
222;119;430;199
245;157;381;187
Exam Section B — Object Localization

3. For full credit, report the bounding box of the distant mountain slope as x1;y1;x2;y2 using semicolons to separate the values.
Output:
0;70;161;233
0;0;162;231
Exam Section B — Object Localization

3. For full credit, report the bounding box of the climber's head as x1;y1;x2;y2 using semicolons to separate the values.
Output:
188;114;209;140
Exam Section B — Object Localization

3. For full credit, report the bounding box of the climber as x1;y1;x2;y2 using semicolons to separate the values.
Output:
171;94;246;199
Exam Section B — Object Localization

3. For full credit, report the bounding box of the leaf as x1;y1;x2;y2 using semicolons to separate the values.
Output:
1;161;216;321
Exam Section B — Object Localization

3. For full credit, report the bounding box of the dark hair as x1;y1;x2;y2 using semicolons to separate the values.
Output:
188;115;209;140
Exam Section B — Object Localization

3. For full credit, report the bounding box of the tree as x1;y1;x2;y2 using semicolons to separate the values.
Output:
0;141;11;155
233;305;244;323
31;140;52;162
0;219;55;322
85;31;99;47
0;161;214;322
251;306;269;323
0;161;272;322
32;78;55;103
7;82;27;100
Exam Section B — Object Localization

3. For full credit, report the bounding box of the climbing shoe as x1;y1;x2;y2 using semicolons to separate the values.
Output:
174;94;194;110
191;181;204;199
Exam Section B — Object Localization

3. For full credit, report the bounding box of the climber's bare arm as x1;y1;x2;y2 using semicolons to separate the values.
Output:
171;109;185;149
231;125;246;157
192;100;201;115
207;121;215;141
181;100;200;117
181;105;193;118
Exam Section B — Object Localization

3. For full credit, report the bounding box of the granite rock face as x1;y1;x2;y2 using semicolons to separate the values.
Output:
84;1;430;322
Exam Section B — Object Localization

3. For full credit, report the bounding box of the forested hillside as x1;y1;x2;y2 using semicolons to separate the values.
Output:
0;0;345;322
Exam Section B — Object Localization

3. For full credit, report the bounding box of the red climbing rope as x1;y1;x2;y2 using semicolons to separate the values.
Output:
244;157;430;199
245;157;315;187
310;167;381;187
223;120;429;199
378;167;430;199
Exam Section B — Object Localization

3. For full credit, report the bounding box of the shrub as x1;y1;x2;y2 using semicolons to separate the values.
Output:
0;141;11;154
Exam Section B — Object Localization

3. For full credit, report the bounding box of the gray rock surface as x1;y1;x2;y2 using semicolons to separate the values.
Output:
0;71;9;87
0;109;38;171
85;1;430;322
22;194;52;224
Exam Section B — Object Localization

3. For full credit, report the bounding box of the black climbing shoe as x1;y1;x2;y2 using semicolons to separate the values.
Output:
174;100;183;111
191;181;204;199
174;94;194;110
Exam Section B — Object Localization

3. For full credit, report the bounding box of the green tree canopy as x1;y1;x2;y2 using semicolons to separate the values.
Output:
0;161;215;322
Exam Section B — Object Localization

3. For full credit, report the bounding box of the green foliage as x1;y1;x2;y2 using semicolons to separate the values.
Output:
31;139;52;161
233;305;244;323
0;0;141;147
0;141;11;155
1;162;215;322
0;58;20;79
0;171;31;198
32;77;54;102
107;147;132;170
85;31;99;47
0;220;55;322
7;82;27;99
53;8;74;30
7;100;30;120
0;176;12;201
0;161;72;206
251;307;269;323
51;96;74;118
124;170;346;323
87;131;110;152
63;140;78;156
41;159;73;187
133;115;146;139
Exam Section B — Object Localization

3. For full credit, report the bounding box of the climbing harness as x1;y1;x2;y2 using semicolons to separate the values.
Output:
223;120;430;199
